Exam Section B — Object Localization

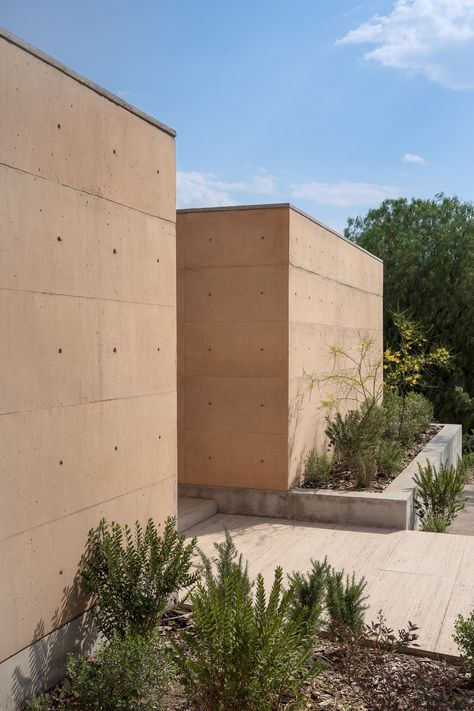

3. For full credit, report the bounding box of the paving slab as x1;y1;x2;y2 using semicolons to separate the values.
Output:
185;513;474;657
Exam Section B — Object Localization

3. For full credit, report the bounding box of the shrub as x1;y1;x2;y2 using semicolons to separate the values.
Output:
81;516;197;639
383;390;434;446
376;440;404;477
174;531;320;711
414;459;467;532
66;629;169;711
325;409;380;487
303;450;332;488
288;557;329;623
453;610;474;680
326;567;368;634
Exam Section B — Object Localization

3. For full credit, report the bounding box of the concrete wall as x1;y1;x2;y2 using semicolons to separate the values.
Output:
177;207;290;491
0;30;176;708
177;204;383;492
288;208;383;485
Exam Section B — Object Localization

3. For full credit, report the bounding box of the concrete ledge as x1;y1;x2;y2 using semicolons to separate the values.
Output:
179;424;462;531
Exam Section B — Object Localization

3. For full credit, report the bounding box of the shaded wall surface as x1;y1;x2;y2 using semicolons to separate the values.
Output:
0;28;177;697
177;204;382;492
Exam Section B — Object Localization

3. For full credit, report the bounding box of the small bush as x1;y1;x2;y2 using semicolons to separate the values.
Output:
383;390;434;446
325;409;380;487
376;440;404;477
414;459;467;532
24;695;48;711
303;450;332;488
454;610;474;680
174;531;320;711
289;557;329;623
81;516;197;639
326;567;368;634
67;629;169;711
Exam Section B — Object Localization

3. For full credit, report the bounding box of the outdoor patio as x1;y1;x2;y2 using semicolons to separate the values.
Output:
185;511;474;658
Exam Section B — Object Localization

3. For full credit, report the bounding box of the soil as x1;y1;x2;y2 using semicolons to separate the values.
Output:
300;424;442;493
38;609;474;711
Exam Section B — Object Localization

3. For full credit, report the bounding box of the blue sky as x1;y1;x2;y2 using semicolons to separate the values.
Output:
2;0;474;232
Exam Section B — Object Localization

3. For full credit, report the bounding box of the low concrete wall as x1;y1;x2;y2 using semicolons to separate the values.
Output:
180;425;462;531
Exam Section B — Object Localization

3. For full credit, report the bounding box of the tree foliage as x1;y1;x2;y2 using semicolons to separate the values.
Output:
346;194;474;432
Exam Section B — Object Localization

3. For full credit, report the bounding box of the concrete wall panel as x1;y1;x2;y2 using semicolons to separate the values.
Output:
0;164;175;305
183;377;287;434
0;393;176;541
177;207;288;267
0;290;175;414
0;39;175;221
181;321;287;378
180;265;287;323
180;429;288;490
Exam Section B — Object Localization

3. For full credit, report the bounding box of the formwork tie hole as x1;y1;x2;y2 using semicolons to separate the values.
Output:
113;347;117;353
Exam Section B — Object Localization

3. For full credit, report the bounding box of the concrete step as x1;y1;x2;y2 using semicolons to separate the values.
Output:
178;496;218;532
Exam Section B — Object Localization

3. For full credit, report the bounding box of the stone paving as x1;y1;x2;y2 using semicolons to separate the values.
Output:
185;512;474;658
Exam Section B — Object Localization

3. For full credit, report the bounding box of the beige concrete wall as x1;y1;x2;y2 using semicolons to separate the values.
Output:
177;207;289;491
0;28;177;683
288;207;383;485
177;205;382;492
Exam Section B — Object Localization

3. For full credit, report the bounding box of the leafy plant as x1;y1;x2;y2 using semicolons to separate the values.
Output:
325;409;380;487
67;629;169;711
414;459;467;532
303;450;332;488
288;557;330;623
453;610;474;681
326;567;368;634
383;389;434;446
376;440;404;477
81;516;197;638
384;311;451;439
24;695;49;711
174;531;320;711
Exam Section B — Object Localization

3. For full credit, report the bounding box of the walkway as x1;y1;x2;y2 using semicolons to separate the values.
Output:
185;513;474;658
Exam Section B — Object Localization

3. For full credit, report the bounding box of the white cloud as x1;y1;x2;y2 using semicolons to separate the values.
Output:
177;171;276;208
403;152;426;163
291;181;401;207
337;0;474;89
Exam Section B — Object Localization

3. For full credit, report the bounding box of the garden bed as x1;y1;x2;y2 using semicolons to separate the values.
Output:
301;424;442;493
35;609;474;711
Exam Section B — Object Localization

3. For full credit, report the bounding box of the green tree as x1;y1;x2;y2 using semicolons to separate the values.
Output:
346;194;474;433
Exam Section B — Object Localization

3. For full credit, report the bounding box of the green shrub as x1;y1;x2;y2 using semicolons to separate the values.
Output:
414;459;467;532
24;695;48;711
288;557;329;623
376;440;404;477
67;629;169;711
174;531;320;711
303;450;332;488
453;610;474;680
326;567;368;634
383;390;433;446
325;409;380;487
81;516;197;639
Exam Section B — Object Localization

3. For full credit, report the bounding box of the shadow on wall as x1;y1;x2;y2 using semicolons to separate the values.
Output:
12;573;96;708
288;376;318;488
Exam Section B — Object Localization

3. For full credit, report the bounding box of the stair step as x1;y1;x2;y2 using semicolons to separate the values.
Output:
178;496;218;532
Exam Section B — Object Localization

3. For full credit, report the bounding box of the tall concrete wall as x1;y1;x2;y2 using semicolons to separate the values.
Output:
0;30;177;708
288;208;383;485
177;207;290;491
177;204;383;492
